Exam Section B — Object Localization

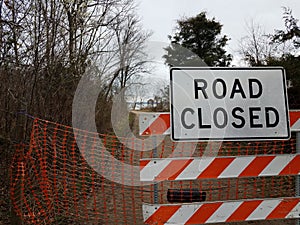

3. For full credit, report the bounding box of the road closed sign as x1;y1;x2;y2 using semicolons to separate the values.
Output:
170;67;290;141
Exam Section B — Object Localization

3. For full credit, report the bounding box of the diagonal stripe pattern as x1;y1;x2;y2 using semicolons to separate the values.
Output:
139;113;171;136
143;198;300;224
140;154;300;181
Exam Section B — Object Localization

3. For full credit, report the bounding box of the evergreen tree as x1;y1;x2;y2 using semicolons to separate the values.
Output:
163;12;232;67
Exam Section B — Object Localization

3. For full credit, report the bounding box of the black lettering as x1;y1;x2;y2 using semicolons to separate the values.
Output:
230;79;246;99
265;107;279;128
194;79;208;99
213;107;228;129
212;79;227;99
232;107;246;128
181;108;195;129
249;79;263;98
249;107;263;128
198;108;211;128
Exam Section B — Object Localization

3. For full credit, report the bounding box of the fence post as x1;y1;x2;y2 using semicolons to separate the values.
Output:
152;136;158;204
296;132;300;225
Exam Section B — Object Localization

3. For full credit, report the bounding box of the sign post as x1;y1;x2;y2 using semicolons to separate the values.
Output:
170;67;290;141
152;136;158;204
297;131;300;225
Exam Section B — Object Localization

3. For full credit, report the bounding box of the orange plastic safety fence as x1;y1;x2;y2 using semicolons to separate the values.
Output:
10;118;297;224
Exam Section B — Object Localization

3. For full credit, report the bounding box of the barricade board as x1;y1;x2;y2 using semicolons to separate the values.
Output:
143;198;300;224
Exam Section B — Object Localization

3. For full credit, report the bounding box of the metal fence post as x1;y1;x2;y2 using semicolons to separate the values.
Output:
152;136;158;204
296;132;300;225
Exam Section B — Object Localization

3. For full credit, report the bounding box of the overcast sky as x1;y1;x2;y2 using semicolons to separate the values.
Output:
138;0;300;64
133;0;299;100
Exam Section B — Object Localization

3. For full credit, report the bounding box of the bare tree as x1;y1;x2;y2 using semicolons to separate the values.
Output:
102;1;152;100
238;21;276;66
0;0;151;138
1;0;153;223
239;19;297;66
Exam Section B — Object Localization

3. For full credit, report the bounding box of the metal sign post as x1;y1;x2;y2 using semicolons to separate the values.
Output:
152;136;158;204
297;132;300;225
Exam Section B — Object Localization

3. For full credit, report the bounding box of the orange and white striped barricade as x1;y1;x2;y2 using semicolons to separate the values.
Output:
143;198;300;224
140;110;300;224
140;154;300;182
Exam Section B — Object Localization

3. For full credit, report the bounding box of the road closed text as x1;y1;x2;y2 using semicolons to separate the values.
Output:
181;106;279;130
180;78;279;130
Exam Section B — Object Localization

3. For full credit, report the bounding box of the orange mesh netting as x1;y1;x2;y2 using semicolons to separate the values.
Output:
10;118;297;224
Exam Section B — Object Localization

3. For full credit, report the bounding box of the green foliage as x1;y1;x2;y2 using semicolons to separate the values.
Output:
163;12;232;67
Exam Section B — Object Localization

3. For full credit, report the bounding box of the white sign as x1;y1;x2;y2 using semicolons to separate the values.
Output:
170;67;290;141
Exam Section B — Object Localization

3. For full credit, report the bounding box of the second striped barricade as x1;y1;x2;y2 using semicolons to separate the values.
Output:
143;198;300;224
140;154;300;182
